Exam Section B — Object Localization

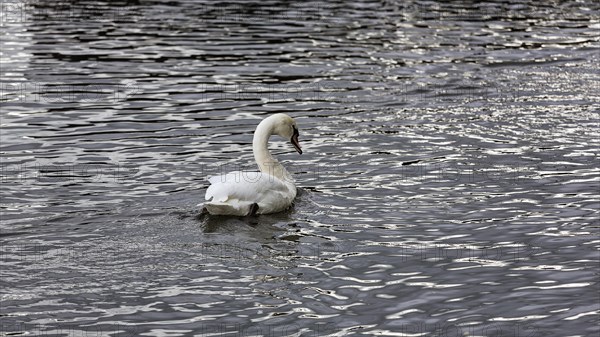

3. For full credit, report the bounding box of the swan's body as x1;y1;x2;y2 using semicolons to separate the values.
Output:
204;114;302;216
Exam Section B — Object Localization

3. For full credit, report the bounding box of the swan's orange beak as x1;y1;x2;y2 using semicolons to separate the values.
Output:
291;127;302;154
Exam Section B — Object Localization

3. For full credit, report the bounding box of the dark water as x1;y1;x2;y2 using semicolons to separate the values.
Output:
1;0;599;336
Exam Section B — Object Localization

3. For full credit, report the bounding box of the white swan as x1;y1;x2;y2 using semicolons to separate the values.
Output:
203;113;302;216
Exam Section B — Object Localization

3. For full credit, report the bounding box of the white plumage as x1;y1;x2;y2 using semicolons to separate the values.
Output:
203;114;302;216
204;172;296;215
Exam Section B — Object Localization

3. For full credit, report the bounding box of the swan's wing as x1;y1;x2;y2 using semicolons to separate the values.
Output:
205;171;293;205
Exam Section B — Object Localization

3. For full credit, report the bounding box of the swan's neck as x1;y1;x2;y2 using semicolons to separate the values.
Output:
253;120;294;183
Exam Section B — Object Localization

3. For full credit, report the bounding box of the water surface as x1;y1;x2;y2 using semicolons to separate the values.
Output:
1;1;599;336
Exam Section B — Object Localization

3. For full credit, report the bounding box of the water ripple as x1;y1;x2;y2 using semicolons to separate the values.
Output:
1;0;599;336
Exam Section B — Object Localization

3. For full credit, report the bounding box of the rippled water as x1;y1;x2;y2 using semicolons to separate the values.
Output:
1;0;599;336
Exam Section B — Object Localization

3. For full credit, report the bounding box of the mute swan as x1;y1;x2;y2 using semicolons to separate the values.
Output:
203;113;302;216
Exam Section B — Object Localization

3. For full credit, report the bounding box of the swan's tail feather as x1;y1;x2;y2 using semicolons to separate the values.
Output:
204;201;255;216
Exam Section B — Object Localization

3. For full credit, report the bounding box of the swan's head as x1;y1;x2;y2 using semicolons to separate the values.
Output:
270;113;302;154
